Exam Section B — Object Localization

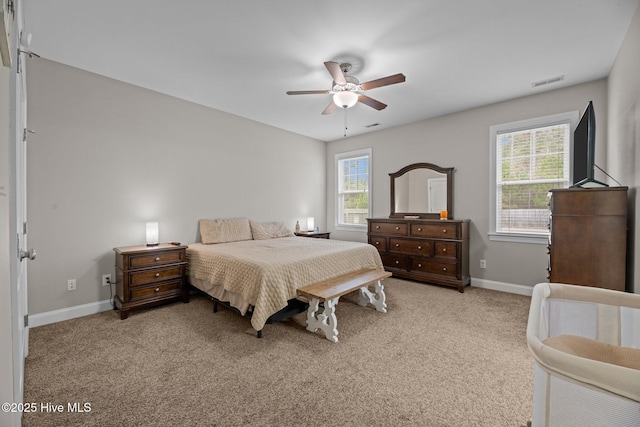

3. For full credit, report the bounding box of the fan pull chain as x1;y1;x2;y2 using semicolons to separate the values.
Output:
343;108;348;138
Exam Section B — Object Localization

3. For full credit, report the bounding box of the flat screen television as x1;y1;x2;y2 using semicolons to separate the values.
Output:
571;101;607;187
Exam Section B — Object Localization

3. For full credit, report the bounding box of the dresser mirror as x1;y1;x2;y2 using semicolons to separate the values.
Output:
389;163;454;219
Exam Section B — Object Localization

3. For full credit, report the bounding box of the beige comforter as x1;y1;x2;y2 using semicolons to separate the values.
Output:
187;236;384;331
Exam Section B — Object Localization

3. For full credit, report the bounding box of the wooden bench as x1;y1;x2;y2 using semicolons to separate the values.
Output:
296;269;392;342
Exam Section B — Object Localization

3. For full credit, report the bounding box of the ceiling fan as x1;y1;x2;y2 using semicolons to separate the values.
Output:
286;61;406;115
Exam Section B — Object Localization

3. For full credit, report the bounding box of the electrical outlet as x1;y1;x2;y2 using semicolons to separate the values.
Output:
480;259;487;269
67;279;77;291
102;274;112;287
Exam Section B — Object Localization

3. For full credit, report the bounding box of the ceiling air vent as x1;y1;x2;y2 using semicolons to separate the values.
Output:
532;75;565;88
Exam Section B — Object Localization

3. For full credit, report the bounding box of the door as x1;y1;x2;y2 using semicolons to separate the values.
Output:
428;177;447;213
10;4;31;422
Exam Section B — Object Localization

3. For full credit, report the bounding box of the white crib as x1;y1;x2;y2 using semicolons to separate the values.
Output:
526;282;640;427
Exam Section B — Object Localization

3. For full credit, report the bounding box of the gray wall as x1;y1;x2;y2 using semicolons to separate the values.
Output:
327;79;609;289
608;3;640;293
26;59;326;315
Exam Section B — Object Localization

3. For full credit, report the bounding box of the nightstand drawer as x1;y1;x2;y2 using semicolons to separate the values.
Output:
130;280;181;301
128;249;185;269
129;265;184;286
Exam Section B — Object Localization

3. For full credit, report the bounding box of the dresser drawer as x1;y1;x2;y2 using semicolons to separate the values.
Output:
381;254;408;270
434;242;457;258
410;223;459;239
129;265;184;286
368;236;387;252
130;280;182;301
389;238;432;256
411;259;458;278
370;222;408;235
128;249;185;269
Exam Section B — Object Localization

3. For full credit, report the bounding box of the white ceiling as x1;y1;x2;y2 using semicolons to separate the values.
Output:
23;0;639;142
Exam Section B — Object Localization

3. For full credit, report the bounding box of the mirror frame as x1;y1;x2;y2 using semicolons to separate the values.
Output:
389;162;454;219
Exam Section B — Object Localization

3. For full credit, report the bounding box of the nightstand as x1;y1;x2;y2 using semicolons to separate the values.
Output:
295;231;331;239
113;243;188;319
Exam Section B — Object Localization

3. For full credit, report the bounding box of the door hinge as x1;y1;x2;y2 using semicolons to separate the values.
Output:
23;128;35;141
23;221;27;235
24;314;28;328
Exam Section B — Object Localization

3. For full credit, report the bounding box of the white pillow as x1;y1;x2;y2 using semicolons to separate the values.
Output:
250;221;294;240
199;218;253;244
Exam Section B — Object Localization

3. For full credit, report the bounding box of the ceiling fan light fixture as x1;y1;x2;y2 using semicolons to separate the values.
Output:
333;91;358;109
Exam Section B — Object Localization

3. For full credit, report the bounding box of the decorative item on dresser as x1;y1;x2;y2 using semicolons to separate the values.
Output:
368;218;470;292
548;187;628;292
368;162;470;292
113;243;189;319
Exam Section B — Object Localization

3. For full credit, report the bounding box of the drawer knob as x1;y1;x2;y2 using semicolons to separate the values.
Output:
154;257;161;262
155;273;160;277
155;287;160;292
395;226;400;230
442;229;447;233
442;248;447;252
417;227;422;231
375;225;380;229
395;243;400;247
417;263;422;268
375;241;380;245
442;267;447;272
417;246;422;250
395;260;400;264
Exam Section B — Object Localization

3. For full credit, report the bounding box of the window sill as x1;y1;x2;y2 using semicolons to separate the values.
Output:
335;224;367;233
488;232;548;245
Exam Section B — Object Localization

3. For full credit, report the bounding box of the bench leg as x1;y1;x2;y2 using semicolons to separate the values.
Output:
305;297;339;343
358;280;387;313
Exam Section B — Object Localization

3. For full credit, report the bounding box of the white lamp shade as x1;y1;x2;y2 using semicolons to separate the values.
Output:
146;222;159;246
307;217;315;232
332;91;358;109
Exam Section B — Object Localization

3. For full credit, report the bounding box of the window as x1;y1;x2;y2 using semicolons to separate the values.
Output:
336;149;371;230
489;112;578;244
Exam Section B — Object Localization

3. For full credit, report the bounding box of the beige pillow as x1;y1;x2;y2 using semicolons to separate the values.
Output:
199;218;253;244
250;221;294;240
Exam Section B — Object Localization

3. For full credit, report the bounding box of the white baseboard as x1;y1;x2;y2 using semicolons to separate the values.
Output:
29;299;114;328
471;278;534;296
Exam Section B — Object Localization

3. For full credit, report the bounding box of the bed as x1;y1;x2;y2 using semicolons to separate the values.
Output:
186;218;384;332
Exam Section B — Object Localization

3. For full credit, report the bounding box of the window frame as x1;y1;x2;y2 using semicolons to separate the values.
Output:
489;111;578;244
335;148;372;232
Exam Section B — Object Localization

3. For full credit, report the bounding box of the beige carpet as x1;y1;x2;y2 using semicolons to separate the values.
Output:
23;278;534;426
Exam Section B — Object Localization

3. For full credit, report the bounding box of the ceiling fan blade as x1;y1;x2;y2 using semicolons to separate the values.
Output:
358;95;387;110
324;61;346;85
286;90;330;95
360;73;406;91
321;102;337;115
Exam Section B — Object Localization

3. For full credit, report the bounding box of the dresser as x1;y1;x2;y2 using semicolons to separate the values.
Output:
367;218;470;292
114;243;189;319
548;187;628;291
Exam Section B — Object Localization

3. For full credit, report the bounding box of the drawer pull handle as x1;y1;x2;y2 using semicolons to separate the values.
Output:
442;229;447;233
395;260;400;264
155;273;160;277
417;227;422;231
395;226;400;230
442;267;447;272
154;257;161;262
375;241;380;245
155;287;160;292
395;243;400;247
417;263;422;268
375;225;380;229
417;246;422;250
442;248;447;252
